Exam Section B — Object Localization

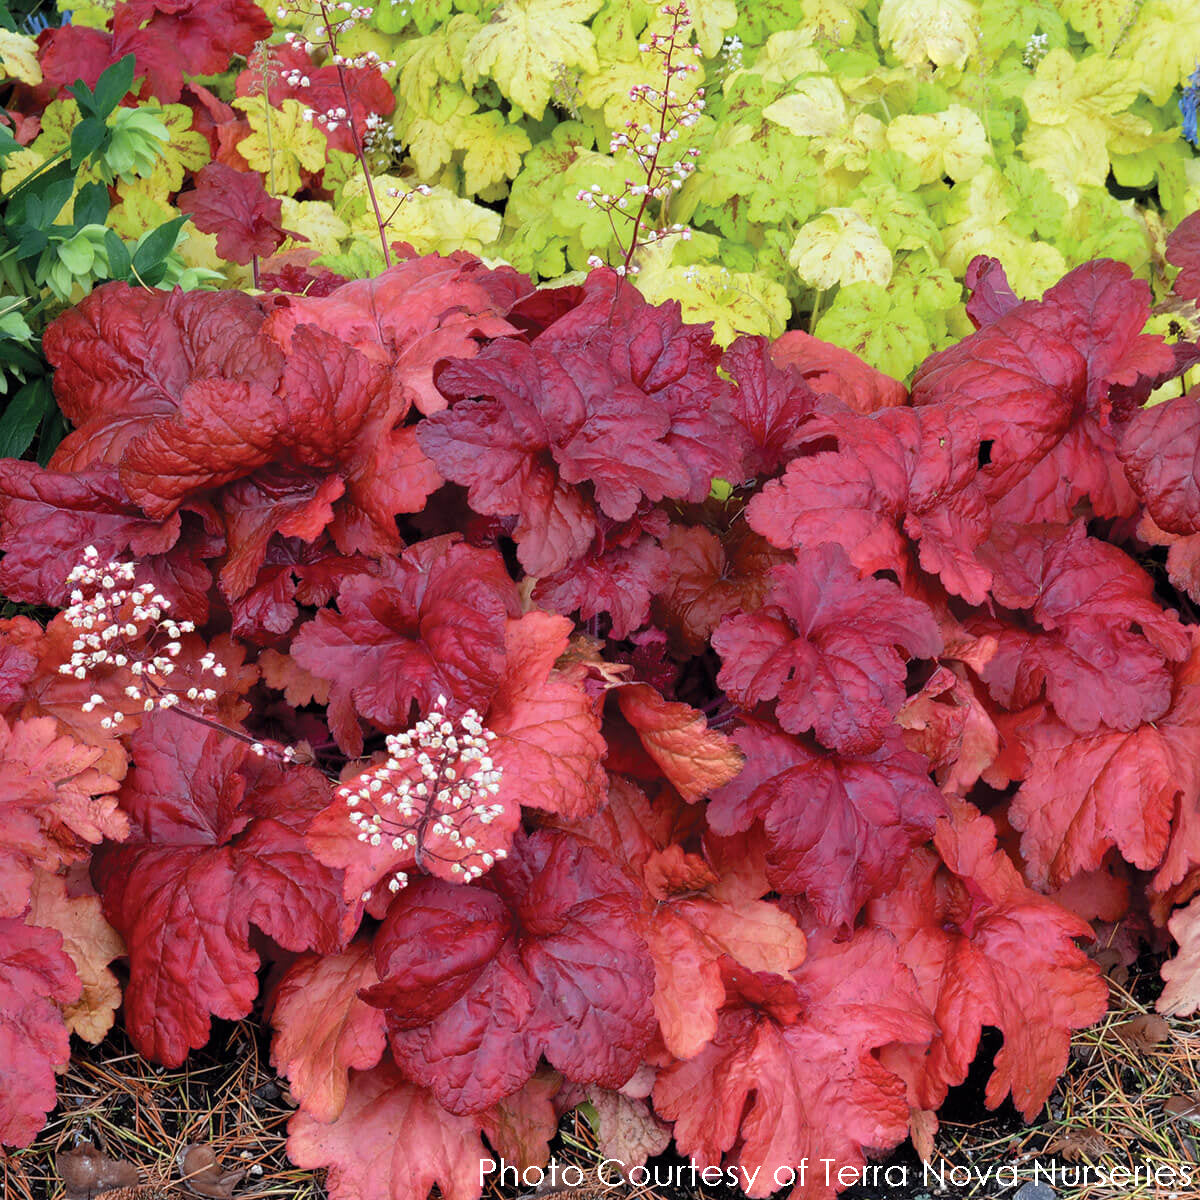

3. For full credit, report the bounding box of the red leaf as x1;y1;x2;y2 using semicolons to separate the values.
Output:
43;286;279;472
641;846;806;1059
963;255;1021;328
713;545;942;755
1143;646;1200;901
37;25;112;94
287;1060;496;1200
1008;648;1200;886
92;715;349;1065
266;254;525;416
974;522;1189;733
1167;209;1200;304
722;334;827;476
270;944;388;1122
307;613;601;905
870;800;1107;1119
653;929;934;1199
1117;385;1200;534
488;612;608;820
532;525;669;640
769;330;908;414
422;273;744;575
0;915;79;1146
290;538;519;755
113;0;272;101
709;722;944;926
653;523;785;656
364;828;655;1114
896;665;1000;796
39;0;270;103
912;261;1172;523
177;163;286;265
747;405;992;603
237;44;395;157
0;715;125;919
0;461;191;610
614;683;743;803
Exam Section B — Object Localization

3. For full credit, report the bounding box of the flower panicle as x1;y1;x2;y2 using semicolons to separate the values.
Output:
59;548;299;766
60;546;217;727
575;1;705;277
339;694;507;897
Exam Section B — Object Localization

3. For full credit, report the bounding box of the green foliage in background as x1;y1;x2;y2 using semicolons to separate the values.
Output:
285;0;1199;377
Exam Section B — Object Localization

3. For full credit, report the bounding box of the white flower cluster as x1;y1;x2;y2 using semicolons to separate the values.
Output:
59;547;220;729
1022;32;1049;68
279;2;395;68
340;694;507;895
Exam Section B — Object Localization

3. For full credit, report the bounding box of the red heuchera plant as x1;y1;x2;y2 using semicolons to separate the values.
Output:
5;214;1200;1196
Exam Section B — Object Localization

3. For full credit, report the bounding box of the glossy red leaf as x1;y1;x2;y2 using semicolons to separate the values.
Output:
0;715;125;919
653;929;934;1199
92;715;349;1065
0;915;79;1146
974;522;1189;733
287;1060;497;1200
290;538;519;755
43;286;279;472
769;329;908;414
709;722;944;926
747;405;992;603
870;800;1108;1120
421;272;744;575
713;545;942;755
270;944;388;1123
177;163;286;265
364;828;654;1114
266;254;525;416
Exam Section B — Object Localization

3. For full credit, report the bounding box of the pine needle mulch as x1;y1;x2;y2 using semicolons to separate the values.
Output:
5;964;1199;1200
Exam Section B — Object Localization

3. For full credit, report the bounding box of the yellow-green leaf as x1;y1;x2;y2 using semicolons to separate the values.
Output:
635;243;789;344
280;198;351;255
1113;0;1200;105
457;111;533;195
1058;0;1135;53
763;76;848;138
0;29;42;85
233;97;328;196
686;0;738;58
877;0;978;69
788;207;893;289
462;0;603;119
885;104;989;184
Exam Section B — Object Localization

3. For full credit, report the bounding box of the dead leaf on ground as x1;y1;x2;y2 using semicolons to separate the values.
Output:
1165;1093;1200;1122
1042;1125;1116;1161
1112;1013;1172;1051
179;1145;245;1198
57;1141;141;1197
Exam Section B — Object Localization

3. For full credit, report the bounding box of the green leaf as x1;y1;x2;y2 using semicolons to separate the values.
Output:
103;229;132;281
73;181;110;229
0;375;53;459
92;54;136;119
131;214;189;281
69;115;108;169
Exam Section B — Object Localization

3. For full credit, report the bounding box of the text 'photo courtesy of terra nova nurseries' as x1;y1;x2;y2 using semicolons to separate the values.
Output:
2;1;1200;1198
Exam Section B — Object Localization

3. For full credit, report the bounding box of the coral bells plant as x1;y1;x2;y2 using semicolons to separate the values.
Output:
7;214;1200;1200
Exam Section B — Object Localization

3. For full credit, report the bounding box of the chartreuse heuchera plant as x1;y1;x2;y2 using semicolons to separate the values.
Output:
7;0;1197;367
4;1;1200;1198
